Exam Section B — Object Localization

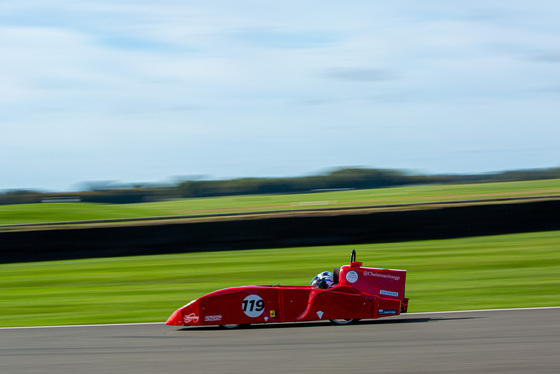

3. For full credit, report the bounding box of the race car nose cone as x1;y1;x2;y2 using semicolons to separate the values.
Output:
165;308;183;326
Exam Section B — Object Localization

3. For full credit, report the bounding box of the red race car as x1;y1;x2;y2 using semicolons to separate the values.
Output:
166;250;408;328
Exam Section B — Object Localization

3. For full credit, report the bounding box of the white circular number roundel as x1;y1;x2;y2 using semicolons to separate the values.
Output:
242;294;265;318
346;270;359;283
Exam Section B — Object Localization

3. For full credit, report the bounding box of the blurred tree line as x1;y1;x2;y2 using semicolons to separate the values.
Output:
1;167;559;205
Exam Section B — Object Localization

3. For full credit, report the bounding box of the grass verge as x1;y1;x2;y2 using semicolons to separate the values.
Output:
1;231;559;327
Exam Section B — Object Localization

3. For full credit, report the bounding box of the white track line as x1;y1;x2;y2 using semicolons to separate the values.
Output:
1;306;559;330
0;322;164;330
406;306;560;315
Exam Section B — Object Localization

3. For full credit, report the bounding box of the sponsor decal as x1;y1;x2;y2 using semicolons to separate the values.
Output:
242;294;265;318
380;290;399;297
378;309;397;315
317;311;324;319
346;270;359;283
183;313;200;324
364;271;401;281
204;315;222;322
270;310;276;318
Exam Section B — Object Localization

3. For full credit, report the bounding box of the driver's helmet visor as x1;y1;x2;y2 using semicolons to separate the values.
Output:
310;275;321;285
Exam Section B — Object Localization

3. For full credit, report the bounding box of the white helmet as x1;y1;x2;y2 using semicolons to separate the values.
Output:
310;271;334;289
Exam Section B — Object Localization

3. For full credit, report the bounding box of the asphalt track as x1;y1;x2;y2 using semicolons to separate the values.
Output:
1;308;558;374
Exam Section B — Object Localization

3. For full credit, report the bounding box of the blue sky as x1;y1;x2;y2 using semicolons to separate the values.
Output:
1;1;559;191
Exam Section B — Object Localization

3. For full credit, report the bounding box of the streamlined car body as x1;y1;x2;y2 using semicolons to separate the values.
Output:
166;251;408;328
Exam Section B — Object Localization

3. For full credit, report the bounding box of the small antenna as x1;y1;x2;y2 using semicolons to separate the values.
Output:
350;249;356;263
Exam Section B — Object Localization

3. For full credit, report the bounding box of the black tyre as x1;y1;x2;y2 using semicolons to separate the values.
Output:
220;324;240;329
333;267;340;284
329;319;359;325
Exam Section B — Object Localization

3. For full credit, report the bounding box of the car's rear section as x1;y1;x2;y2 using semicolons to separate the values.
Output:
335;258;408;318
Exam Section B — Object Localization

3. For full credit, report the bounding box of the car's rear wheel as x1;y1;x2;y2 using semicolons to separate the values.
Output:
329;319;359;325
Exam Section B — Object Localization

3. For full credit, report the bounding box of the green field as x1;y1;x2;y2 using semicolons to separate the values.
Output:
1;230;559;327
1;179;559;225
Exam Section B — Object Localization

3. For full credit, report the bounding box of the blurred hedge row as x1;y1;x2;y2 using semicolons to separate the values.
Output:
2;167;559;205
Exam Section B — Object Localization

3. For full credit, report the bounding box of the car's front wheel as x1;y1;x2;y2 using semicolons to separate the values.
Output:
220;324;240;329
220;324;252;329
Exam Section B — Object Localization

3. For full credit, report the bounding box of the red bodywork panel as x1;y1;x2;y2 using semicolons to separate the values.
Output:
166;260;408;326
